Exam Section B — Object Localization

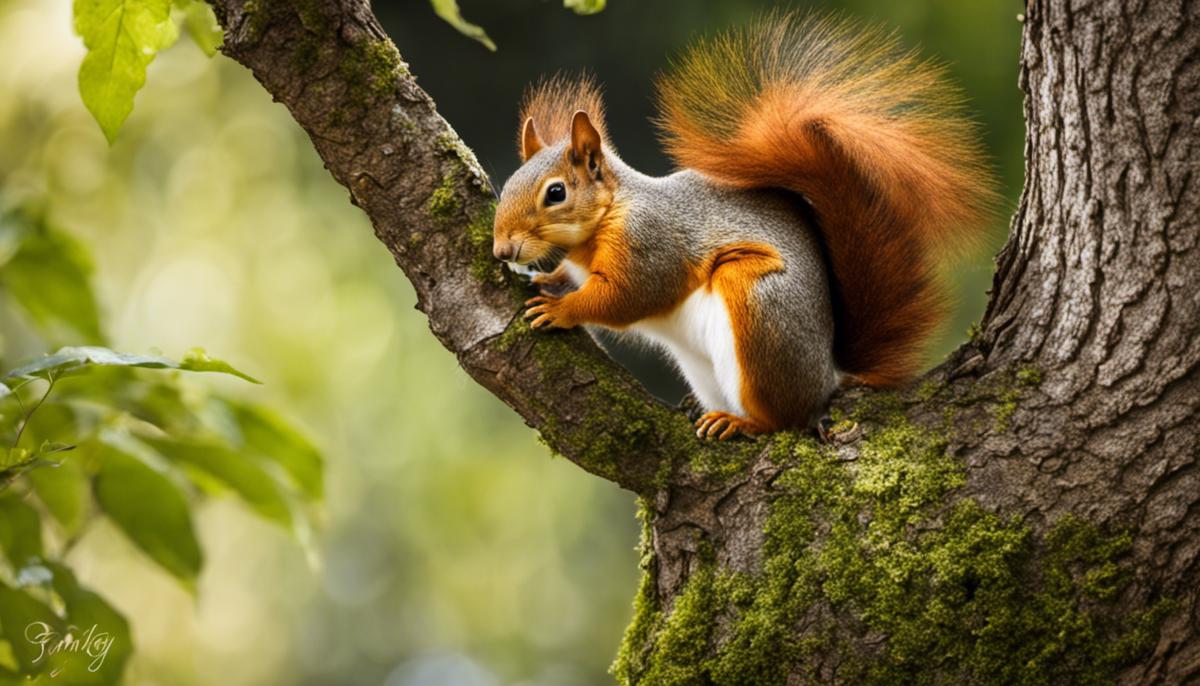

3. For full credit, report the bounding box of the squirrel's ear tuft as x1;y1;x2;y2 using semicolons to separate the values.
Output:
569;111;603;171
520;117;544;161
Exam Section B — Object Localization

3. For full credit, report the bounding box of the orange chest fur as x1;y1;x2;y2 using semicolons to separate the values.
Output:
565;221;784;325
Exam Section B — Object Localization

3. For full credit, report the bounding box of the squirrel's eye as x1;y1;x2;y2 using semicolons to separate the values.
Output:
544;182;567;206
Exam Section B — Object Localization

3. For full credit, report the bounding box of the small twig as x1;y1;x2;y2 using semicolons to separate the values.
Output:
12;372;56;450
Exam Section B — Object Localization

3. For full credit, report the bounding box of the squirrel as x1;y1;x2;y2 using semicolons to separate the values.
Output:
491;13;995;440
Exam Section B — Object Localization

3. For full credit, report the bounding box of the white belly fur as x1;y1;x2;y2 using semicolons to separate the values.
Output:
563;259;745;415
630;288;745;416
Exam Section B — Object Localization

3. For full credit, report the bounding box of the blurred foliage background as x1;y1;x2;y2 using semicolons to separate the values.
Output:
0;0;1022;684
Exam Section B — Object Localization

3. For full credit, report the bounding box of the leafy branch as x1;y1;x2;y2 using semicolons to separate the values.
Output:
70;0;608;143
0;209;324;683
9;370;55;451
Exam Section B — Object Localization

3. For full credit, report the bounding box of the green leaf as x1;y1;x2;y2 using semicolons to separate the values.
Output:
36;368;200;437
564;0;606;14
430;0;496;51
74;0;178;143
140;436;292;527
0;450;53;493
93;439;202;587
223;399;322;501
0;449;30;473
42;562;132;685
5;346;258;384
179;348;261;384
5;347;174;381
0;213;104;345
0;641;18;677
122;377;199;433
0;495;42;568
36;443;74;456
179;0;223;56
28;459;89;536
0;582;65;676
16;403;77;448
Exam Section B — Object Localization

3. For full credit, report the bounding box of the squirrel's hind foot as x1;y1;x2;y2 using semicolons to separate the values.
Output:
694;412;764;441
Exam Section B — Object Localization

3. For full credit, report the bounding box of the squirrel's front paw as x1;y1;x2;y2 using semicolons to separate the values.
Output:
530;271;567;287
524;295;577;330
530;272;574;298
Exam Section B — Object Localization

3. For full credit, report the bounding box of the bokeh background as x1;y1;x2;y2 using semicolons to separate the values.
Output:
0;1;1022;684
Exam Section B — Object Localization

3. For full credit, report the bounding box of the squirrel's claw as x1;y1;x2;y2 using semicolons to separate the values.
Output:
527;312;557;329
523;295;575;330
695;412;761;441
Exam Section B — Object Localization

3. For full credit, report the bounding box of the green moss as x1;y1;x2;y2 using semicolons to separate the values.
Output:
994;389;1020;431
434;132;455;151
527;340;647;480
932;364;1044;432
420;176;499;285
493;317;530;353
427;178;461;220
638;563;719;685
613;501;664;682
241;0;271;41
993;366;1042;431
851;418;959;512
827;405;847;423
849;389;903;424
447;198;502;285
914;377;943;402
967;321;982;342
239;0;408;113
522;334;697;485
465;204;493;250
242;0;326;43
436;132;468;160
292;33;321;73
687;439;759;481
293;0;328;32
338;38;403;109
1016;365;1043;386
829;418;856;434
767;430;822;466
617;413;1170;685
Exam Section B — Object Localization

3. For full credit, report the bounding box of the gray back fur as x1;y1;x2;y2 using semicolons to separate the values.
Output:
606;152;840;424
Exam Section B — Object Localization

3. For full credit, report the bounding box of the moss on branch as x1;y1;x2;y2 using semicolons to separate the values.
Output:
614;401;1170;685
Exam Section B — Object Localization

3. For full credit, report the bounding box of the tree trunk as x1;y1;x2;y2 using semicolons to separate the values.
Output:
208;0;1200;682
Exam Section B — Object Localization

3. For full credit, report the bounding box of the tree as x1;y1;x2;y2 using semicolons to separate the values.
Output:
195;0;1198;682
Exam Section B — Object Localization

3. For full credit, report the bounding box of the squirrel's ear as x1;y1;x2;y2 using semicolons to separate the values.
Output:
569;110;604;175
520;118;544;161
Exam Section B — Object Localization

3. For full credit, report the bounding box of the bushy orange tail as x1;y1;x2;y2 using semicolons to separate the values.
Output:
656;13;996;386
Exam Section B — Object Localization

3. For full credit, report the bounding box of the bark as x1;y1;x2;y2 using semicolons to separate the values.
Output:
973;0;1200;679
208;0;1200;683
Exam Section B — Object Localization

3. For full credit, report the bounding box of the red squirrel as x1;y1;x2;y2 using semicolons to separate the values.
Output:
491;13;995;440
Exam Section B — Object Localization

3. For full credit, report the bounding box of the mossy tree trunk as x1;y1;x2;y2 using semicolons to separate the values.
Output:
209;0;1199;682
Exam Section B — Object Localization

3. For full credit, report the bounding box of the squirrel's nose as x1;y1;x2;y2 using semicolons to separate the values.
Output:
493;240;515;262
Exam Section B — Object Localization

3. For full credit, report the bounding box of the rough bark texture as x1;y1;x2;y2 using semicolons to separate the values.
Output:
973;0;1200;679
209;0;1199;683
